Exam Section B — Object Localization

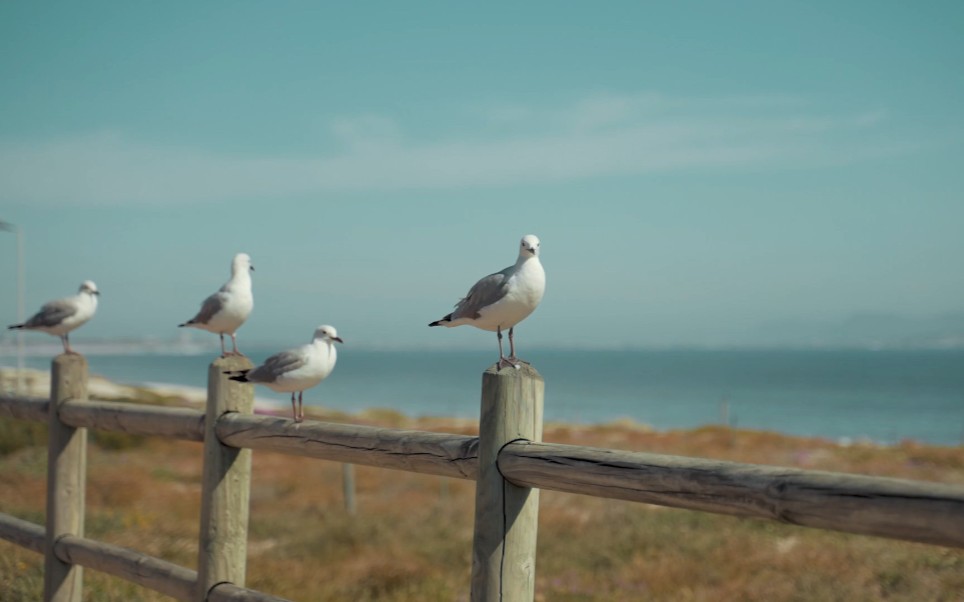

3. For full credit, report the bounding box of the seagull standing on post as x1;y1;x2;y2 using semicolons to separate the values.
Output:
178;253;254;357
226;325;343;423
429;234;546;369
8;281;100;355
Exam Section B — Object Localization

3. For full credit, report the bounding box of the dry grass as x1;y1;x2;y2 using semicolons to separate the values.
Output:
1;410;963;601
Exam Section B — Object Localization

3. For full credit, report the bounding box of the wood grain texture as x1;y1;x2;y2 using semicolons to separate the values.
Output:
342;463;357;515
216;414;479;480
44;354;88;602
196;356;255;600
471;364;544;602
0;517;292;602
208;582;295;602
0;512;45;553
60;400;205;441
0;394;48;422
499;441;964;548
7;354;964;602
55;535;196;601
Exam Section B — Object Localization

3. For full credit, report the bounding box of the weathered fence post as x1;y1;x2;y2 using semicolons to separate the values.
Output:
342;463;357;516
196;356;254;601
470;364;544;602
44;354;89;602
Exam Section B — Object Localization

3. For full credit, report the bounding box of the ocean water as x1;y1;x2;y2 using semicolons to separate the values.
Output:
8;348;964;446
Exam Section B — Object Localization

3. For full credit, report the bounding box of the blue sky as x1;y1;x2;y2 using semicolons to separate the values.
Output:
1;1;962;349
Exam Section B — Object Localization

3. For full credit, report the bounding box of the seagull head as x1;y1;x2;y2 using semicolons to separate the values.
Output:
519;235;541;258
233;253;254;274
79;280;100;296
313;325;344;344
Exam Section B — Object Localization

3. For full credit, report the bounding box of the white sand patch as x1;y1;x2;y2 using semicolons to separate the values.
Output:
1;365;282;412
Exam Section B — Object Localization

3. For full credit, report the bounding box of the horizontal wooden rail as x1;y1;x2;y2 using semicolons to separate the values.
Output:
216;414;479;480
499;441;964;548
0;512;45;554
55;535;197;601
0;394;48;422
3;395;963;550
0;396;206;441
208;583;294;602
0;513;293;602
60;400;205;442
0;396;479;478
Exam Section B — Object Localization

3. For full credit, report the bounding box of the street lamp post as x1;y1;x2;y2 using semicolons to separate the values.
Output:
0;220;25;394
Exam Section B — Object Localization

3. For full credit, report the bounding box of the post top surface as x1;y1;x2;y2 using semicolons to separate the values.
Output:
483;362;543;381
209;355;255;371
52;353;88;368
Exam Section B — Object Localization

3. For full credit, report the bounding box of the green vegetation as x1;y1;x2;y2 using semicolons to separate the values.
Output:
1;410;962;601
0;417;47;456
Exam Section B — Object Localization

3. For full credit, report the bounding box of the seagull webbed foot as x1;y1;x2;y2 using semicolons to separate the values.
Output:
507;356;529;366
497;357;521;370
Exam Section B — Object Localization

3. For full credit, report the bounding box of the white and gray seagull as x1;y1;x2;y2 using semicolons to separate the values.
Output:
8;280;100;355
179;253;254;357
226;325;343;423
430;234;546;369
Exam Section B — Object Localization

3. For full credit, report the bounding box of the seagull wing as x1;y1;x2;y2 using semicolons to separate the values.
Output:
186;292;226;325
450;265;513;320
25;298;77;328
246;348;308;384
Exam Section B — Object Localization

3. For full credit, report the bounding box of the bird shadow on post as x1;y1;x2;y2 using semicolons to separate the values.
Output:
471;363;545;602
196;355;254;601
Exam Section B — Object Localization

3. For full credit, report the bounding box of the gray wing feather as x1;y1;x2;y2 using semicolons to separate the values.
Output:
450;267;512;320
25;299;77;328
187;293;225;325
247;349;307;383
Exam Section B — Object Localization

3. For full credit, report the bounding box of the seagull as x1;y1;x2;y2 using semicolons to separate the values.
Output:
8;281;100;355
179;253;254;357
429;234;545;369
226;325;343;423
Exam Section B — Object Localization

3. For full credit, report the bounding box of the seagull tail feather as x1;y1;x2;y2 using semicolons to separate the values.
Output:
7;324;24;330
224;369;251;382
428;313;453;327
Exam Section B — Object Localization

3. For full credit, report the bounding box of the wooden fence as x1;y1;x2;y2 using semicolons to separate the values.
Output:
1;353;963;601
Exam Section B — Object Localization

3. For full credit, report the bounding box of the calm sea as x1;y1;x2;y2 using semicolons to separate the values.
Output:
9;348;964;446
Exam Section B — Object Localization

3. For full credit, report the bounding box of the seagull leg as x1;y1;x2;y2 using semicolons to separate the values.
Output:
291;393;298;422
496;326;517;370
298;391;304;422
507;327;528;367
61;334;75;355
219;334;228;358
229;333;244;357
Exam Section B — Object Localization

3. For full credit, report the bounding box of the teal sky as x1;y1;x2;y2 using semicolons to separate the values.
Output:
1;1;963;349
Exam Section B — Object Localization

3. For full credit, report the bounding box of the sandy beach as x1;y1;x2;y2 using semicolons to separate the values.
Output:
0;366;284;414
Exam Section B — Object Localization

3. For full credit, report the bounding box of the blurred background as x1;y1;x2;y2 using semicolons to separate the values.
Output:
2;2;964;444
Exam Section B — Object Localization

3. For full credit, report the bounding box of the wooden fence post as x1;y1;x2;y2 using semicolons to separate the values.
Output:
342;463;357;516
196;356;254;601
470;364;544;602
44;354;89;602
